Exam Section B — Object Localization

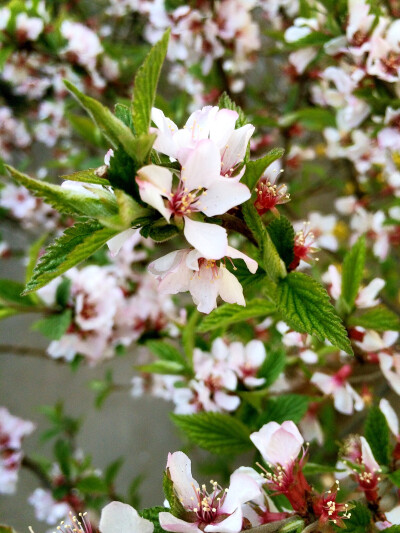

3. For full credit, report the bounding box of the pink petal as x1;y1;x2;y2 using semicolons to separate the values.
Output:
159;512;202;533
182;140;221;191
183;218;228;259
226;245;258;274
200;179;250;217
221;124;255;175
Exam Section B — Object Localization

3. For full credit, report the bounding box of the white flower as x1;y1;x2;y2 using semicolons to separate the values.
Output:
250;421;304;467
311;366;364;415
99;502;154;533
148;246;257;313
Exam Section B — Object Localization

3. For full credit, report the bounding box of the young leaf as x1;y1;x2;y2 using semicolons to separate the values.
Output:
65;80;155;164
163;473;188;519
197;299;276;332
341;235;366;312
242;202;286;282
242;148;285;190
132;29;170;137
5;165;118;219
277;272;353;355
267;215;295;269
136;360;186;375
140;506;169;533
24;220;118;293
364;406;390;466
61;168;111;186
146;340;187;367
257;394;310;426
348;306;400;332
76;475;108;494
170;412;252;455
218;92;247;128
31;309;72;341
258;347;286;387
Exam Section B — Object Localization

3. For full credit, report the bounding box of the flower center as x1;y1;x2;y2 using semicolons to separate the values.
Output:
190;481;228;527
168;185;205;216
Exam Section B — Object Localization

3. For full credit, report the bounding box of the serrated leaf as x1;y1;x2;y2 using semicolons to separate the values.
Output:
218;92;247;128
242;202;286;282
198;299;276;332
277;272;353;355
364;406;390;466
32;309;72;341
258;347;286;387
132;30;170;136
25;220;118;293
61;168;111;186
257;394;310;426
115;189;149;227
242;148;285;190
65;81;155;165
349;306;400;332
267;216;295;268
140;506;169;533
26;234;48;286
341;236;366;311
171;412;252;455
340;501;372;533
146;340;187;366
0;279;37;307
5;165;118;218
163;472;188;518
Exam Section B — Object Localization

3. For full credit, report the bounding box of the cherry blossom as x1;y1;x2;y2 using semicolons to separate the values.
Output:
99;502;154;533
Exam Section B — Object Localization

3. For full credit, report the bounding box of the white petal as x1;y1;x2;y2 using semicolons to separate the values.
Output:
137;179;172;221
99;502;154;533
149;250;187;276
223;470;261;512
189;267;220;314
200;179;250;217
380;399;399;436
183;218;227;259
226;245;258;274
218;268;245;306
159;512;202;533
151;108;179;158
209;109;238;149
137;164;173;192
333;387;353;415
107;228;137;255
204;509;242;533
182;140;221;191
166;452;199;507
221;125;254;175
214;391;240;411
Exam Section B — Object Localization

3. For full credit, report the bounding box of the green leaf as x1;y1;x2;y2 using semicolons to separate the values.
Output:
286;31;332;49
142;222;180;242
242;148;285;190
242;202;286;282
140;507;169;533
348;306;400;332
65;80;155;165
55;278;72;308
32;309;72;341
146;340;187;366
76;475;108;494
258;347;286;387
163;472;188;519
137;360;186;375
24;220;118;293
218;92;247;128
197;299;276;332
0;307;18;320
61;168;111;186
341;235;366;311
67;113;104;147
171;412;252;455
280;108;336;131
340;501;372;533
0;279;37;308
0;526;17;533
132;30;170;137
388;469;400;488
277;272;353;355
5;165;118;219
26;234;48;286
105;457;124;486
257;394;310;426
54;439;72;478
364;406;390;466
303;463;344;475
267;215;295;269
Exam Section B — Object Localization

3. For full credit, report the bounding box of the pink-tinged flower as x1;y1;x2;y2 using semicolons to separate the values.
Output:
28;488;72;524
15;13;44;41
159;451;260;532
299;404;323;445
288;223;318;271
228;340;267;388
136;137;251;258
346;0;375;55
311;366;364;415
276;322;318;364
250;421;310;513
99;502;154;533
151;106;254;174
254;175;290;216
148;246;257;314
0;408;35;495
356;437;381;502
367;19;400;82
379;352;400;395
61;21;103;72
313;487;350;528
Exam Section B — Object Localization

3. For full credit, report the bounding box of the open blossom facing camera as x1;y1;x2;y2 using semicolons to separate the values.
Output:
159;451;260;532
148;246;257;313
